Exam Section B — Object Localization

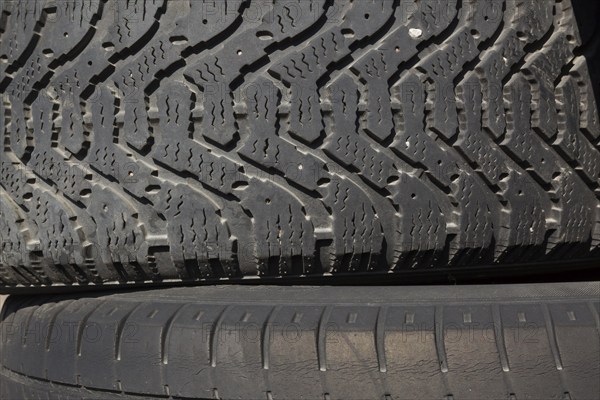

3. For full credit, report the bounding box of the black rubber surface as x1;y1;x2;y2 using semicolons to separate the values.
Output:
0;282;599;399
1;0;600;292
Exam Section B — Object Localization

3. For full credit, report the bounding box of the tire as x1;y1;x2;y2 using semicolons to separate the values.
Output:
1;282;599;399
1;0;600;292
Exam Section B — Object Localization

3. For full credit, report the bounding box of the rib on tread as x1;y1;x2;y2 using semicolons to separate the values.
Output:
1;285;598;399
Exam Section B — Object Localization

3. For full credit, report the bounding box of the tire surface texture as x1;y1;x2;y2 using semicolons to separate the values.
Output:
1;282;599;399
1;0;600;291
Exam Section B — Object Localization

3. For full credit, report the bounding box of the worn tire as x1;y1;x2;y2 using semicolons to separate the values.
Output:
1;282;599;399
1;0;600;292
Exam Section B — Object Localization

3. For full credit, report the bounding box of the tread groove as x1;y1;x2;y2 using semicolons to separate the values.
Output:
375;306;388;373
542;304;564;371
76;300;106;357
317;306;333;372
434;305;449;373
261;306;280;370
114;303;142;361
160;303;188;365
492;304;511;372
210;306;230;368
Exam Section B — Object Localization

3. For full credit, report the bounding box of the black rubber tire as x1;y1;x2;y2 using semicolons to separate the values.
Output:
1;282;599;399
1;0;600;292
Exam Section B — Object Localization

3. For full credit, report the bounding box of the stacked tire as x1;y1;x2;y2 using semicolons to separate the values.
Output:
0;0;599;398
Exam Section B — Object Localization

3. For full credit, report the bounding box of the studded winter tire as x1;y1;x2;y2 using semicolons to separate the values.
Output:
1;0;599;292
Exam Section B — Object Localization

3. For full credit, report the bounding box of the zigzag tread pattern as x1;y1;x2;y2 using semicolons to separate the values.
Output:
0;0;599;291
